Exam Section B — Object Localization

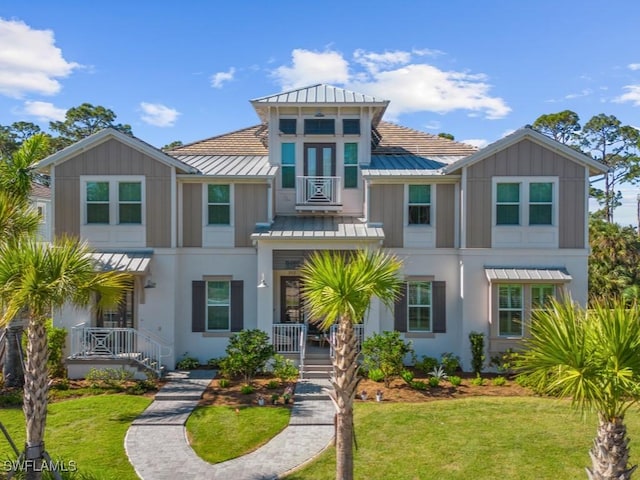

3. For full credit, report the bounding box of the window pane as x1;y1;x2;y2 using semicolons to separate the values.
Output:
282;166;295;189
281;143;295;165
304;119;335;135
344;143;358;164
529;205;552;225
87;204;109;224
343;119;360;135
87;182;109;201
532;285;555;309
279;119;296;134
344;166;357;188
408;205;430;225
208;205;230;225
119;182;141;201
408;282;431;305
409;306;431;331
499;311;522;336
530;183;552;203
208;185;230;203
119;204;141;224
409;185;430;204
496;205;520;225
207;306;229;330
497;183;519;202
207;281;229;304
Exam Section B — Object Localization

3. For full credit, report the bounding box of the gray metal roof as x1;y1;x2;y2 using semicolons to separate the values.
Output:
173;155;276;177
484;267;572;283
251;84;389;105
91;251;152;274
362;155;454;177
252;216;385;240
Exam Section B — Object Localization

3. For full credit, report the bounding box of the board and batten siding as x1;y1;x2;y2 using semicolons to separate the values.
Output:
234;184;268;247
436;183;456;248
182;183;203;247
369;184;403;248
465;138;586;249
54;138;173;247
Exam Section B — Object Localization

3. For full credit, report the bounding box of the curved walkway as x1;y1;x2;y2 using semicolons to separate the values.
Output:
125;371;334;480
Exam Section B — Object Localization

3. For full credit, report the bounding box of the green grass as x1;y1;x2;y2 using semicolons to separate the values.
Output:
186;405;291;463
285;397;640;480
0;395;151;480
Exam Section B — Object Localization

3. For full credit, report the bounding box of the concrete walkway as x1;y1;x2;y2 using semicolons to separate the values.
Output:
125;371;335;480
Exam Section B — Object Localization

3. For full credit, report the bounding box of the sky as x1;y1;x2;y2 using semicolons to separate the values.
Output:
1;0;639;226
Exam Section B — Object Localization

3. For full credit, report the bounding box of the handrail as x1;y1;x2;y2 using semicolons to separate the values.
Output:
299;324;307;378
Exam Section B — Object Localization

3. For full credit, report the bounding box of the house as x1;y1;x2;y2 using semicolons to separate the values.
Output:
30;183;52;242
36;84;606;377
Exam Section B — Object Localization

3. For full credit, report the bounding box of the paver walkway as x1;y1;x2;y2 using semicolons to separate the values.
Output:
125;371;335;480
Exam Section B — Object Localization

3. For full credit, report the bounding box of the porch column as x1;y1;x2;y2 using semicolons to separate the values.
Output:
364;297;381;339
256;242;274;339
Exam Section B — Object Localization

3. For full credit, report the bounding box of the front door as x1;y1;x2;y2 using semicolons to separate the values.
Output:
97;283;134;329
281;276;303;324
304;143;336;177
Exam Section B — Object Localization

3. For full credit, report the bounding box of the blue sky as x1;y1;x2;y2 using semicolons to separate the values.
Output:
1;0;639;225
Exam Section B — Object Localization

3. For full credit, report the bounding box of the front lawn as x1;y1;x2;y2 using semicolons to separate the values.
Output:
0;395;151;480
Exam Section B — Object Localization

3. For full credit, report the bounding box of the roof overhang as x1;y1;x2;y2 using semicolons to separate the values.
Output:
484;266;572;283
91;250;153;275
251;216;385;242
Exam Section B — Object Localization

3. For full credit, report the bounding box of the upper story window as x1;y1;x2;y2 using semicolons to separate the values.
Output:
207;184;230;225
408;185;431;225
498;285;523;336
281;143;295;189
408;281;432;332
496;183;520;225
344;143;358;189
496;180;555;226
304;119;335;135
207;280;230;331
279;119;297;135
84;178;143;225
342;119;360;135
529;183;553;225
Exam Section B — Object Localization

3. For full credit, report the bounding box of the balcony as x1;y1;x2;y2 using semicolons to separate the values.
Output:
295;176;342;211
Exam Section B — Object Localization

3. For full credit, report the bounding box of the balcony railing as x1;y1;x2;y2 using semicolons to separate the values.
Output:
296;176;342;207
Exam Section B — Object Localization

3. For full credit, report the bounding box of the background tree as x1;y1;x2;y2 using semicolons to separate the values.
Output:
301;249;402;480
518;299;640;480
437;132;455;140
162;140;183;151
0;237;130;480
532;110;581;144
49;103;133;148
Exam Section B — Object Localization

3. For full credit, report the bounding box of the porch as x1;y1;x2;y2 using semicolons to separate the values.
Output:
272;323;364;357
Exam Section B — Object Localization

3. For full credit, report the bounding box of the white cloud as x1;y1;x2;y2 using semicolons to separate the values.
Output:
0;18;79;98
139;102;180;127
423;120;441;130
461;138;489;149
565;88;593;99
501;129;516;138
22;100;66;121
211;67;235;88
614;85;640;106
628;63;640;71
272;49;349;90
271;48;510;120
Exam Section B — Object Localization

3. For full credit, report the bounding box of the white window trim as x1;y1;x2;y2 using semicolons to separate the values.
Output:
204;183;234;227
492;177;558;227
81;176;146;226
405;184;435;227
407;281;433;333
497;284;524;338
206;279;231;332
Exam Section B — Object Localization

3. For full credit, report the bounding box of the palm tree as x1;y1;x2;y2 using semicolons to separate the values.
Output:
0;237;130;480
518;298;640;480
300;249;402;480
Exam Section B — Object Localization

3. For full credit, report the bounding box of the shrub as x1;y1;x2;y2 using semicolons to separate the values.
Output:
400;369;414;385
469;331;485;375
440;352;461;376
46;319;67;378
428;377;440;388
266;379;280;389
126;379;158;395
470;375;485;386
272;354;299;384
219;329;275;383
492;376;507;387
448;375;462;387
0;388;22;407
361;331;414;388
85;368;133;389
367;368;385;382
218;378;230;388
207;357;222;368
176;355;200;370
410;380;427;390
240;384;255;395
429;365;448;381
415;355;439;374
489;349;520;375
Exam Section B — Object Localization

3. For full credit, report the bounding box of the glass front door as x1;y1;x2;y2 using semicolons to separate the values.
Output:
97;282;134;328
281;276;303;324
304;143;336;177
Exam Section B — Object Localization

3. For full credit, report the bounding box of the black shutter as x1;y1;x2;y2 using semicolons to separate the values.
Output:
192;281;205;332
394;283;408;332
432;281;446;333
230;280;244;332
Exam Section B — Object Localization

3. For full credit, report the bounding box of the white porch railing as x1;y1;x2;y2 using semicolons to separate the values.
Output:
272;323;306;354
296;176;342;205
329;324;364;358
70;323;169;377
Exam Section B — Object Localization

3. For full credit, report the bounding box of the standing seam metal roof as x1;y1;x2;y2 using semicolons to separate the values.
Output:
252;216;385;240
484;267;572;282
251;84;389;104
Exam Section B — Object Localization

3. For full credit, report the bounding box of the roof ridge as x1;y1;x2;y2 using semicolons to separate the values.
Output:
170;124;264;151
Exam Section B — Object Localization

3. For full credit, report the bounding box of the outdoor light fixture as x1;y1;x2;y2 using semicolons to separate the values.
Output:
257;273;268;289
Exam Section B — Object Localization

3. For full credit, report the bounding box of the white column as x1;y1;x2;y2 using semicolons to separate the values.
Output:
256;242;274;338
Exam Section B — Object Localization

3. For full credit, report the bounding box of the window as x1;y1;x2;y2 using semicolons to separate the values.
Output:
408;282;432;331
207;185;230;225
529;183;553;225
206;281;230;330
118;182;142;224
86;181;110;224
498;285;523;336
281;143;295;189
343;119;360;135
344;143;358;188
496;183;520;225
531;284;555;311
408;185;431;225
279;119;296;135
304;119;335;135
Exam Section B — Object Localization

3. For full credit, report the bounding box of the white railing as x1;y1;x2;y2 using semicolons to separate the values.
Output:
330;323;364;358
296;176;342;205
272;323;306;354
70;324;168;377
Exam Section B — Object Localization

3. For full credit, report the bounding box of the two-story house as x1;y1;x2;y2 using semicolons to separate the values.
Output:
37;84;606;377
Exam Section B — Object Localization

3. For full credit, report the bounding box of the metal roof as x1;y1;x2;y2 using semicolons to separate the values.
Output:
173;155;276;177
91;251;152;274
362;155;451;177
484;267;572;283
251;84;389;105
251;216;385;240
